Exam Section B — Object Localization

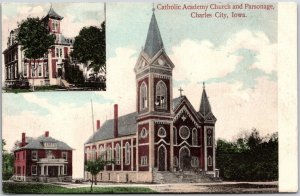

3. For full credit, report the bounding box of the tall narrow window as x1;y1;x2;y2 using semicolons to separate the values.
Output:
107;147;112;164
155;81;167;109
207;135;212;146
192;128;198;146
173;127;177;145
31;65;35;77
115;144;120;165
38;64;42;77
140;82;148;110
23;64;27;77
31;165;37;175
100;146;104;160
208;156;212;166
125;142;131;165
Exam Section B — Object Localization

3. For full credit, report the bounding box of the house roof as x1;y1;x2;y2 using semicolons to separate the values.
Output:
143;12;164;58
13;134;73;151
46;7;63;20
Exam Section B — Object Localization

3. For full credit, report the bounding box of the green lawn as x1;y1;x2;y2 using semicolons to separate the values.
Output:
2;182;156;194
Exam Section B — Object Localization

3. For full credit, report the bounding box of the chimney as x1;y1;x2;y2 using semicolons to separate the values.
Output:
96;120;101;130
45;131;49;137
114;104;118;138
21;132;26;146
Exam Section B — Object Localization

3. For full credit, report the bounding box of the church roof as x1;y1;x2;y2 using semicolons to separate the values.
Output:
86;112;138;144
199;88;212;116
13;135;73;151
86;98;188;144
46;7;63;20
143;12;164;58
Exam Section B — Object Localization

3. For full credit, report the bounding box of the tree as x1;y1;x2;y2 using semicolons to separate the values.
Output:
216;129;278;181
16;17;55;91
2;139;14;180
85;157;113;192
72;22;106;79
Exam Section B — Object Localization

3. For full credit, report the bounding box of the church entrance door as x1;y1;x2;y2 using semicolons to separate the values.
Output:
179;147;191;170
158;145;166;171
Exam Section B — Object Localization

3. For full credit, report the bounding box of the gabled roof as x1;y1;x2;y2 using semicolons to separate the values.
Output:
13;135;72;151
143;12;164;59
46;7;63;20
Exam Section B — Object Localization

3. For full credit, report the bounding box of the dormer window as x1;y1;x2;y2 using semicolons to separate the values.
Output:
44;142;57;149
140;82;148;110
155;81;167;109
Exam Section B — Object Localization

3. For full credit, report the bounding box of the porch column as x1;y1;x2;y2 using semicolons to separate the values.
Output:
62;165;64;175
46;166;48;175
58;165;61;176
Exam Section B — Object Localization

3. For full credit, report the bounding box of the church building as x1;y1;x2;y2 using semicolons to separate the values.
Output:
84;10;218;183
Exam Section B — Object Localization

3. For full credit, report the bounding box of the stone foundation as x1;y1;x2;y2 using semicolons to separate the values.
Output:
85;171;153;183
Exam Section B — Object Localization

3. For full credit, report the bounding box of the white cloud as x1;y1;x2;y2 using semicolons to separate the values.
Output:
170;39;241;82
169;29;277;83
224;29;277;74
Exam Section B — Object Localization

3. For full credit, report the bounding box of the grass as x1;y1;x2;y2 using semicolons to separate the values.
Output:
2;182;156;194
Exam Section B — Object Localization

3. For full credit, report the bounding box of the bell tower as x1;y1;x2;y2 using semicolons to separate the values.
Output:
134;9;175;173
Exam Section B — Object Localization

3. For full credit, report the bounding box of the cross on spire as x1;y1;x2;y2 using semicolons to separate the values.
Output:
203;82;205;89
179;87;184;97
152;3;155;12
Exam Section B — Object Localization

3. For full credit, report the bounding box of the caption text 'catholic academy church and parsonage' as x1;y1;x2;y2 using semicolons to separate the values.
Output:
84;10;218;183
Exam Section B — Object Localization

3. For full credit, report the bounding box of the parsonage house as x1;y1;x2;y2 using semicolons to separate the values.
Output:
3;7;74;87
12;131;73;182
84;10;218;183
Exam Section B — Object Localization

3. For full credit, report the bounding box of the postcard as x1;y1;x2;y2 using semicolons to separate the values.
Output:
1;2;297;194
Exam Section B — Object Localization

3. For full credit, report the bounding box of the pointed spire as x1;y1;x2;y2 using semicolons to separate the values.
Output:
143;8;164;58
199;84;212;116
46;5;63;20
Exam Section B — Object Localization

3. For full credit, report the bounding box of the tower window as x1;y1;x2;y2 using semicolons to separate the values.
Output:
140;82;148;110
207;135;212;146
155;81;167;109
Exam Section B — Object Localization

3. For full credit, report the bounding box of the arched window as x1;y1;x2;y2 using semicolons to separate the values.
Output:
115;144;121;165
107;147;112;164
140;82;148;110
207;135;212;146
125;142;131;165
192;128;198;146
173;127;177;145
158;127;166;138
99;146;104;160
208;156;213;166
155;81;167;109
